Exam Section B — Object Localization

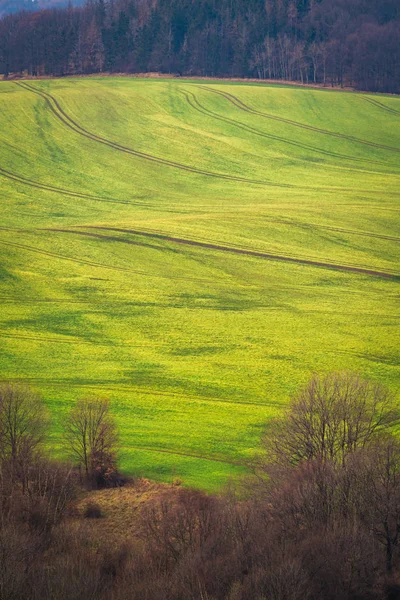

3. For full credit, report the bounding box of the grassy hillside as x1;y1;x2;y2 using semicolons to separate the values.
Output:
0;77;399;491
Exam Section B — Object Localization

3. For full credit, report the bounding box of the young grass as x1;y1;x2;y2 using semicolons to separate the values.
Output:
0;78;399;491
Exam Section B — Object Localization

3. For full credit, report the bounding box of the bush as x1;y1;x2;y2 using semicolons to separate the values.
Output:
83;502;103;519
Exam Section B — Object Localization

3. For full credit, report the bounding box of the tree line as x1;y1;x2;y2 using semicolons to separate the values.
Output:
1;372;400;599
0;0;399;93
0;0;85;20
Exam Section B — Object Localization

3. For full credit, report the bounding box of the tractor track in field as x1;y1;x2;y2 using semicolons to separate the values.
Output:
184;91;390;168
49;217;400;245
0;331;102;345
0;166;237;216
261;218;400;243
0;237;218;284
0;330;145;346
198;85;400;153
43;228;172;253
0;377;276;409
15;81;399;196
0;238;137;273
14;81;289;189
1;224;397;281
362;96;400;117
126;445;245;467
0;330;213;349
0;297;89;304
49;226;399;279
0;165;141;207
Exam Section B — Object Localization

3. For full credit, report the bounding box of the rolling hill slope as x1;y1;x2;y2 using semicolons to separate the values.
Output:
0;77;399;490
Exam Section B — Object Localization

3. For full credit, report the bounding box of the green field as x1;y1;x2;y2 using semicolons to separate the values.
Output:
0;77;399;491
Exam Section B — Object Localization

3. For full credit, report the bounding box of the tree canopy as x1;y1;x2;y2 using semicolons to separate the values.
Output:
0;0;399;92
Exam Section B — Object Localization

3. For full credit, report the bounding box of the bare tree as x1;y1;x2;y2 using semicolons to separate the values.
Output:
63;397;118;487
348;437;400;573
262;372;399;468
0;522;40;600
23;460;75;534
309;42;321;83
0;382;48;471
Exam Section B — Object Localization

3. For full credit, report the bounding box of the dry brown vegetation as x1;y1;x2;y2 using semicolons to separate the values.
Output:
64;397;119;488
0;374;399;599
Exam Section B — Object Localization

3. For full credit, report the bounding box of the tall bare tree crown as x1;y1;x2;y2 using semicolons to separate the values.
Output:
263;372;399;467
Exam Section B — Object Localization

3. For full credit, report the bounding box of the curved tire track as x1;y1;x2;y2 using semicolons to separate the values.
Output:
54;217;400;245
1;225;397;282
15;81;287;189
0;331;140;347
1;377;274;409
0;238;141;273
55;226;399;279
0;166;217;216
126;445;245;467
198;85;400;153
184;90;389;167
0;331;98;345
0;331;201;350
261;218;400;243
14;82;400;196
0;237;217;284
0;165;139;206
362;96;400;117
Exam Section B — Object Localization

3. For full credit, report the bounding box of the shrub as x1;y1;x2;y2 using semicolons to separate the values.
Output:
83;502;103;519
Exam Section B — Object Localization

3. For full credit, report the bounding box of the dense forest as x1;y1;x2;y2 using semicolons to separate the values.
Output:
0;0;399;93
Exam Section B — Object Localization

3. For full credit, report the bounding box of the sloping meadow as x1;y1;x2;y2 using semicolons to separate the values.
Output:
0;77;399;490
